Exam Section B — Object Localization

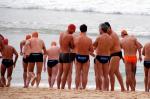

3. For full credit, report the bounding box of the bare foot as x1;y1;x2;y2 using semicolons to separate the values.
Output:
31;76;36;86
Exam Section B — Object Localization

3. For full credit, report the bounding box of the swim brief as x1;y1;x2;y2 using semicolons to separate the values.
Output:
29;53;43;63
70;53;76;62
110;51;123;59
47;60;59;68
124;56;137;64
59;53;71;63
23;56;30;63
76;54;89;63
144;61;150;69
2;59;13;68
96;55;110;64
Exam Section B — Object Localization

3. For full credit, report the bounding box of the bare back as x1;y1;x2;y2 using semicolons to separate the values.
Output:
1;45;17;59
121;36;140;56
110;32;121;53
74;34;93;55
143;42;150;60
47;46;60;60
94;34;113;56
29;38;45;53
59;32;74;53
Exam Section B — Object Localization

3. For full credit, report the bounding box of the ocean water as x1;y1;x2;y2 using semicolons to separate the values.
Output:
0;0;150;15
0;2;150;90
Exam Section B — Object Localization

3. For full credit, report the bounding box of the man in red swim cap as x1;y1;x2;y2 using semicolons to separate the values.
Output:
57;24;76;89
0;38;18;87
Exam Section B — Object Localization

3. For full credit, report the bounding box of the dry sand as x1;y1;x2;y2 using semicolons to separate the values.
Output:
0;87;150;99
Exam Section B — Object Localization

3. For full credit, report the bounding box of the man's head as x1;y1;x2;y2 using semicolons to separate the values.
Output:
26;34;31;40
104;22;112;34
68;24;76;34
80;24;87;33
3;38;8;45
121;30;128;38
51;41;57;46
99;23;109;34
32;32;38;38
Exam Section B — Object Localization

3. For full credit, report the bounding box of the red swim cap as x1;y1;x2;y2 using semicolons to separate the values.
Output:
26;34;31;40
3;38;8;45
68;24;76;32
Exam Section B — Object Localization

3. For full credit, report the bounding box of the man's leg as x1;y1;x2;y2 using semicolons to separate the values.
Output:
94;61;99;90
61;63;71;89
51;64;59;88
114;57;125;91
75;61;82;89
109;57;116;91
1;64;6;86
57;63;63;89
144;67;148;92
148;69;150;92
36;62;43;87
125;62;134;91
6;66;13;87
103;63;109;91
23;62;28;88
67;63;73;89
26;63;35;87
82;61;90;89
47;67;52;88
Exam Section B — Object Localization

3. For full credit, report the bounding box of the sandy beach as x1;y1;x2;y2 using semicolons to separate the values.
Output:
0;87;150;99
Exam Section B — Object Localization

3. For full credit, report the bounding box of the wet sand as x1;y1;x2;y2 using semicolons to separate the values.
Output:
0;87;150;99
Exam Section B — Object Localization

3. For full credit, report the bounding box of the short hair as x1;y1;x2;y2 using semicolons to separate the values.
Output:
100;23;109;33
80;24;87;32
104;22;111;28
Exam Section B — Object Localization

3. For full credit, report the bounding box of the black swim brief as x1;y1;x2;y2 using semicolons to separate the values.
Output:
2;59;13;68
59;53;71;63
23;56;30;63
47;60;59;68
144;61;150;69
29;53;43;63
76;54;89;63
110;51;123;59
70;53;76;62
96;55;110;64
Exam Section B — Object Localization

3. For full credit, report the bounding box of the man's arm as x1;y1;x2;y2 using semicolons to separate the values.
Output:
20;40;25;55
135;39;143;62
93;37;99;50
13;47;18;68
142;46;145;56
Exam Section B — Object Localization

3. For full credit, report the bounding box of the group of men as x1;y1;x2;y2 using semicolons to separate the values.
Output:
0;22;150;92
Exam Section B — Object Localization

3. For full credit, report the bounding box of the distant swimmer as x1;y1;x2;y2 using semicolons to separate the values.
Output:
121;30;142;91
74;24;94;89
105;22;125;91
57;24;76;89
93;23;113;91
142;42;150;92
26;32;46;88
20;34;31;88
0;38;18;87
44;41;60;88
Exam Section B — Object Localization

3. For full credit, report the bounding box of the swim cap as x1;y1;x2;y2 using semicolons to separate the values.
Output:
26;34;31;40
3;38;8;45
68;24;76;34
32;32;38;38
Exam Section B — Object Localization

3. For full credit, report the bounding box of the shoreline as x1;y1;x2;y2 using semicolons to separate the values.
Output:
0;87;150;99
